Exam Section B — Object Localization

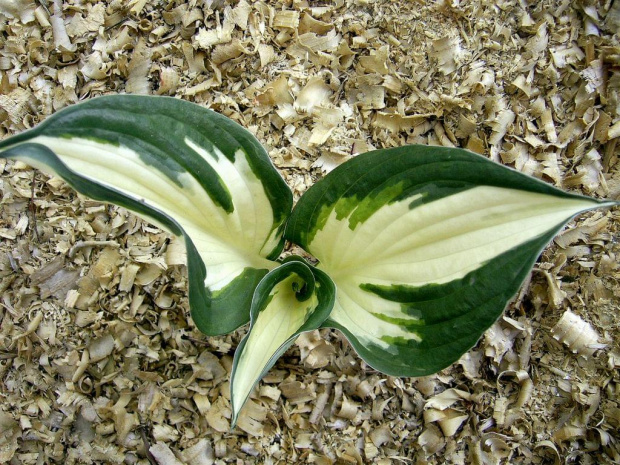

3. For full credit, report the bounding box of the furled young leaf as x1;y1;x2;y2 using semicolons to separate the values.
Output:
230;257;335;425
286;145;617;376
0;95;293;335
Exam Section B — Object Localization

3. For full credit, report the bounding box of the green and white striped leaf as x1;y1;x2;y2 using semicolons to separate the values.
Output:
286;146;617;376
230;257;335;425
0;95;293;335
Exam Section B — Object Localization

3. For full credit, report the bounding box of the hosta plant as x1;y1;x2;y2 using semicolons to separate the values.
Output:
0;95;616;425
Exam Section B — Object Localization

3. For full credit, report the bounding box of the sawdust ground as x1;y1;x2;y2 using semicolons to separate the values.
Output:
0;1;619;463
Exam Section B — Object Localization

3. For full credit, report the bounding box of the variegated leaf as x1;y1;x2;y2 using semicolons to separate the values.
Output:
286;146;617;376
230;257;335;425
0;95;292;335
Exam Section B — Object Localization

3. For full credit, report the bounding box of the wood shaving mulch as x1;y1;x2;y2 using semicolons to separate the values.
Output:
1;1;619;463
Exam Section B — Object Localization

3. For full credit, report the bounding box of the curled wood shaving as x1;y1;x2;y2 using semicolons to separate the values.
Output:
50;0;76;53
551;309;602;357
149;442;183;465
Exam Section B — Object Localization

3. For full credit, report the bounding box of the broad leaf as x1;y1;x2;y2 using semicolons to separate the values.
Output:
230;257;335;425
286;146;617;376
0;95;293;335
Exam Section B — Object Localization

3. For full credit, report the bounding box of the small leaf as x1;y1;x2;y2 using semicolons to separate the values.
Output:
286;145;617;376
0;95;293;335
230;257;335;425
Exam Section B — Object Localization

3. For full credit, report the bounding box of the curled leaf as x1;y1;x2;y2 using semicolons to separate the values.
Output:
230;257;335;425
